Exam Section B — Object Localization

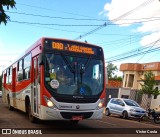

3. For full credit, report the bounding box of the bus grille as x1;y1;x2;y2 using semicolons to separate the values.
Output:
60;112;93;119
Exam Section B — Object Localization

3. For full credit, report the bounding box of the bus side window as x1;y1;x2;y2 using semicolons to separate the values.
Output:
6;69;9;84
8;67;12;84
24;53;31;80
17;59;23;81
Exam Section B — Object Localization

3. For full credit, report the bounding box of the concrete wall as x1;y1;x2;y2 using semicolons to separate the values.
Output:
118;88;131;98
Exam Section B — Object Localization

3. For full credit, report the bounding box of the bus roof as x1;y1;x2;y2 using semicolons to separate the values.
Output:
2;37;102;73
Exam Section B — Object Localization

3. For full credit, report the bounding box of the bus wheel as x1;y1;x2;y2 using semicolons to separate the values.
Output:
7;95;14;111
27;102;37;123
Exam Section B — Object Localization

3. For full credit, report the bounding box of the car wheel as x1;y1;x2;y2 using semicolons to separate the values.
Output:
122;111;128;119
106;108;110;116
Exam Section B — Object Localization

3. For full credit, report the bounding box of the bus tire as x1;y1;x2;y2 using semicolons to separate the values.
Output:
7;95;14;111
27;101;37;123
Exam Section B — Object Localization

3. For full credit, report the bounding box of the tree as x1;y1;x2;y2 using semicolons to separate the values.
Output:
0;0;16;25
106;63;118;79
140;71;160;108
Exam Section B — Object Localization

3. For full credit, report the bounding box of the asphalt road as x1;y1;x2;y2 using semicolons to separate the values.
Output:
0;97;160;137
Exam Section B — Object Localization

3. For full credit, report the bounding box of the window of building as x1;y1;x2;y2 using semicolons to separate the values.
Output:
128;74;134;87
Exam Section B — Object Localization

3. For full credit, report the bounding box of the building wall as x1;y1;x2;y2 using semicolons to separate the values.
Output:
118;88;131;98
120;62;160;110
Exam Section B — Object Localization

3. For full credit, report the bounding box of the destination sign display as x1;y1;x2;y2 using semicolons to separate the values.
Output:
52;41;95;55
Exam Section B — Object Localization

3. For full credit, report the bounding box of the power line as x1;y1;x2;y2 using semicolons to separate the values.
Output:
111;0;155;22
74;22;107;40
74;0;155;41
17;3;97;19
6;11;107;22
106;46;160;63
143;50;160;63
10;20;104;27
136;38;160;63
8;20;141;38
7;11;160;24
106;40;157;60
106;40;160;63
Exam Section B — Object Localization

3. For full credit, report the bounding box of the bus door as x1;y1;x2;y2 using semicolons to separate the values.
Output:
12;68;16;108
3;73;7;103
32;56;39;116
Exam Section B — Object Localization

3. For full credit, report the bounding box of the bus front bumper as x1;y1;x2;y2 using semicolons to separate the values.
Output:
39;105;103;120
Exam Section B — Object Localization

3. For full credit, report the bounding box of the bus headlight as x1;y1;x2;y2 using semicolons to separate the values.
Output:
96;99;105;109
98;102;103;108
47;100;54;107
44;96;57;109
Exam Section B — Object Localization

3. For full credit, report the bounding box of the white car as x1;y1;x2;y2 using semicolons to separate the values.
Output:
0;91;2;97
106;98;146;119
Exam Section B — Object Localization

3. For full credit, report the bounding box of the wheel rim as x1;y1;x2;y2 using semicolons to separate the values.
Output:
106;109;109;115
123;111;127;119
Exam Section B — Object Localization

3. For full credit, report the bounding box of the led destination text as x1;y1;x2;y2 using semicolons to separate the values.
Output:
52;42;95;55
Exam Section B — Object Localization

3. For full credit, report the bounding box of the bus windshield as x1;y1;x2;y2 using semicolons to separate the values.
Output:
44;53;104;96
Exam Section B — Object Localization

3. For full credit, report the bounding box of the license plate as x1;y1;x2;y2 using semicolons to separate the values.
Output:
72;116;83;120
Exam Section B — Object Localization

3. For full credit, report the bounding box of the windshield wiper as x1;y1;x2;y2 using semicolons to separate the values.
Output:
84;55;92;69
61;53;76;83
80;64;85;84
80;56;92;84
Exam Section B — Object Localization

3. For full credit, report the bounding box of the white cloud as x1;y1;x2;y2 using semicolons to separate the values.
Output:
140;31;160;46
101;0;160;46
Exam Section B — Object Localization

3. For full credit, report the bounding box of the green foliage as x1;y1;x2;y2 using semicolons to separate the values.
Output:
109;76;122;81
0;0;16;25
140;71;160;97
107;63;118;79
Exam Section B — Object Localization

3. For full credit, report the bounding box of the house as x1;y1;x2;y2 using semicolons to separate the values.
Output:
120;62;160;111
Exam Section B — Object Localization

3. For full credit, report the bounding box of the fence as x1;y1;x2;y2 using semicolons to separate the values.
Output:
129;90;151;110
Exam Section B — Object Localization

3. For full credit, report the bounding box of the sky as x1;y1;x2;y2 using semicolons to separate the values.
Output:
1;0;160;75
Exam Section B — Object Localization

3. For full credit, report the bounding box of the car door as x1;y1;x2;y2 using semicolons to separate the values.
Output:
115;99;125;115
108;99;118;114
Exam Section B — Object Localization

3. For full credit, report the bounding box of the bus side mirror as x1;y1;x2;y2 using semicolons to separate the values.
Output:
39;53;44;65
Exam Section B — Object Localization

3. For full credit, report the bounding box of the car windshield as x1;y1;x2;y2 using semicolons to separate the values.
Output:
44;53;104;96
124;100;140;107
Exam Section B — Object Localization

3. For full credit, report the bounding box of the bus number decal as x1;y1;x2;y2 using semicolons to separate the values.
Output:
52;42;64;50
